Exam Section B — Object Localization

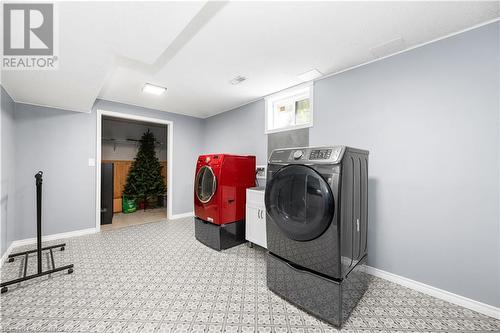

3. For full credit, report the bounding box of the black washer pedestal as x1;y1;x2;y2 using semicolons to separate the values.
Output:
194;217;246;251
266;253;369;327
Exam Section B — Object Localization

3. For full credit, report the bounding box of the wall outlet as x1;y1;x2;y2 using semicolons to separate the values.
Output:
88;158;95;167
256;165;266;179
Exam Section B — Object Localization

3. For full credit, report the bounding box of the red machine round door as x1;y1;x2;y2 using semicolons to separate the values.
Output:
195;166;217;203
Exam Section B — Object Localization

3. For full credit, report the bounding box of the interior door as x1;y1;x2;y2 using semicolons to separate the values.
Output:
265;165;334;241
195;166;217;203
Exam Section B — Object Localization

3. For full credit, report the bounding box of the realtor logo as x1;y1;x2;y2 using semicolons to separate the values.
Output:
2;3;58;70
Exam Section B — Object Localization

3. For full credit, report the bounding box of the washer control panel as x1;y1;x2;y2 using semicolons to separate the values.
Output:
269;146;344;164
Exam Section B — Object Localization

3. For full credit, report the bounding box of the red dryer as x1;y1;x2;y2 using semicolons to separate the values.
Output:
194;154;256;250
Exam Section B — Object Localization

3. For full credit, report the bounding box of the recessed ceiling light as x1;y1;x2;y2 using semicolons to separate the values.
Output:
230;75;247;85
298;69;323;82
298;68;323;82
142;83;166;95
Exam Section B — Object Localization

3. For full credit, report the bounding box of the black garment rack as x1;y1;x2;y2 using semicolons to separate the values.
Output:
1;171;74;293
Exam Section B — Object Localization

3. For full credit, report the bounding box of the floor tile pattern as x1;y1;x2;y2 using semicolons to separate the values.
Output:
101;208;168;231
1;217;499;332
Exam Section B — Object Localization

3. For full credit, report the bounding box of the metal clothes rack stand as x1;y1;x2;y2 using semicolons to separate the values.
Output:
1;171;74;294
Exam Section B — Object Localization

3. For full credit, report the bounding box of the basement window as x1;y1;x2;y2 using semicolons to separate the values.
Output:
265;83;313;134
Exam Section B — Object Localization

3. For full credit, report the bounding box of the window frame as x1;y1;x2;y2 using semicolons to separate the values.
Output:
265;83;314;134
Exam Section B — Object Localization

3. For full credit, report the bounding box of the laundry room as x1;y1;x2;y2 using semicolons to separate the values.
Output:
1;2;499;332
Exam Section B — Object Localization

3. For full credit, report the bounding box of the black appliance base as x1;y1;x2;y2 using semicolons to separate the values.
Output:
266;253;369;327
194;217;246;251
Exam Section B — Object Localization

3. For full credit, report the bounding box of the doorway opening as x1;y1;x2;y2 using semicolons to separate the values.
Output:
96;110;173;232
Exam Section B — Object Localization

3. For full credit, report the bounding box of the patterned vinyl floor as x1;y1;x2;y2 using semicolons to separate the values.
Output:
1;217;499;333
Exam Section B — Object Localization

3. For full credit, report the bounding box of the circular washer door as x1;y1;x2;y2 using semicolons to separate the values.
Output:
195;166;217;203
265;164;334;241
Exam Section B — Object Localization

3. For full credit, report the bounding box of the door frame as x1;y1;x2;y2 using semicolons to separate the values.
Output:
96;109;174;231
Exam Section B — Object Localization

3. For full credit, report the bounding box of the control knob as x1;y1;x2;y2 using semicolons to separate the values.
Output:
293;150;303;160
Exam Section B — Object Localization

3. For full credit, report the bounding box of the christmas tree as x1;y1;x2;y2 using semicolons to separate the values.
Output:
123;130;166;209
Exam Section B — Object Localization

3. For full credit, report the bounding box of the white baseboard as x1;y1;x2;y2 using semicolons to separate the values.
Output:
0;241;16;269
1;228;96;267
365;266;500;320
170;211;194;219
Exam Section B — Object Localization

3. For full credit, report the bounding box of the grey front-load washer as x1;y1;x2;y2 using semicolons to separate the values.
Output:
265;146;370;327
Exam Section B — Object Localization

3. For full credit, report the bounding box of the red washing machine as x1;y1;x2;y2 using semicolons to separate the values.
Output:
194;154;256;250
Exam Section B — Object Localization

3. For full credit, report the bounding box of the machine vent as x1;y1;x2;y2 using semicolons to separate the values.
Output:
229;75;247;85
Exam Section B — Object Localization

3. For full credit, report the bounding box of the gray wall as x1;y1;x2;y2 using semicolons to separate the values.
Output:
102;117;167;161
9;99;203;244
267;128;309;158
203;22;500;307
1;87;16;255
203;100;267;165
14;103;97;237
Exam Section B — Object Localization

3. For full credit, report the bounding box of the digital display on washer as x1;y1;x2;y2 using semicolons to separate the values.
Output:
309;149;332;160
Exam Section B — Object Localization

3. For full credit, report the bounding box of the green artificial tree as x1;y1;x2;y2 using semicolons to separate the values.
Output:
123;130;166;210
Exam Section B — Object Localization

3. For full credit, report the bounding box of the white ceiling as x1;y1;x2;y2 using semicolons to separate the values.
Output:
2;1;499;118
